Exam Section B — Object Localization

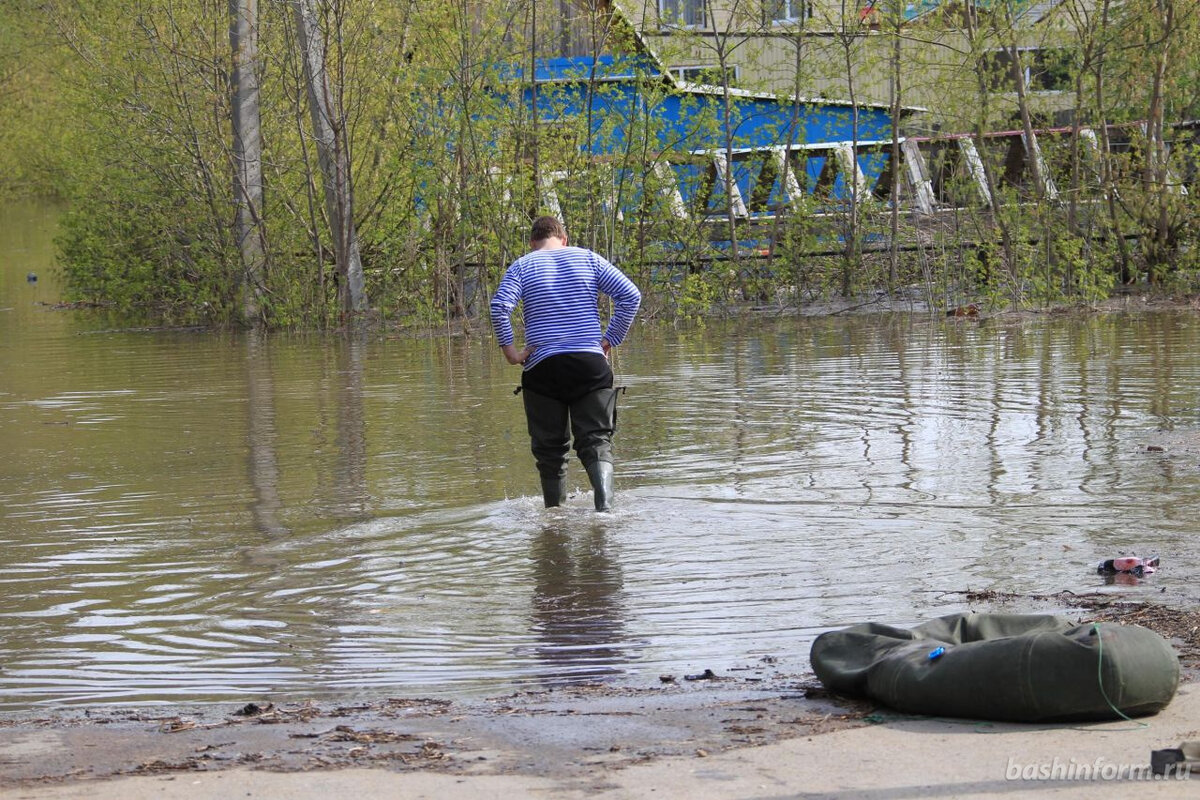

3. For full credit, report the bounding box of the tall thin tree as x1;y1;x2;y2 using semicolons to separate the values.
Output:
231;0;267;327
293;0;368;315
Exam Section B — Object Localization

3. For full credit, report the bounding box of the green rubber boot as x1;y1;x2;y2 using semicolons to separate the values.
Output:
541;476;568;508
584;461;614;512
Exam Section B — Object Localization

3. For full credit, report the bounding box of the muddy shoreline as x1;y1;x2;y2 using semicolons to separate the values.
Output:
0;673;873;786
3;594;1196;790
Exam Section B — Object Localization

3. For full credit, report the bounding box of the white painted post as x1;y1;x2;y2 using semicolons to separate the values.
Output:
653;161;690;220
712;151;748;218
958;138;993;208
834;143;869;203
1077;128;1106;187
540;171;566;219
900;139;937;214
604;166;624;222
1021;130;1059;201
774;146;805;211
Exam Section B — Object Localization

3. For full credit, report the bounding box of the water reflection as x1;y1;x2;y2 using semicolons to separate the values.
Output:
329;334;368;519
529;520;629;682
246;331;287;537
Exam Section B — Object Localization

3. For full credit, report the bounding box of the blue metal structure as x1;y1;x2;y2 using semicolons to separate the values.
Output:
506;55;901;220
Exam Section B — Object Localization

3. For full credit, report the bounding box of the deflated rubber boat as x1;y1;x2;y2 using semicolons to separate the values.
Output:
810;612;1179;723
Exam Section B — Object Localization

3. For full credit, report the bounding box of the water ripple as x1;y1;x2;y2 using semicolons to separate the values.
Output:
3;289;1200;707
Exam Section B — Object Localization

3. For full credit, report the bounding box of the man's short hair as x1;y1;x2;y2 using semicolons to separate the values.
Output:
530;216;567;243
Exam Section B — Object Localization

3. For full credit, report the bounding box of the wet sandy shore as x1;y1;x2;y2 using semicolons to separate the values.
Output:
3;683;1197;799
0;675;867;782
3;597;1197;799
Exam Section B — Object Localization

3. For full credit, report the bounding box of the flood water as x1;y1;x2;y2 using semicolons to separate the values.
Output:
2;201;1199;710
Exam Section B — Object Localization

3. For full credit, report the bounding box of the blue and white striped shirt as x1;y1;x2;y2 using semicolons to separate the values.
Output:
490;246;641;370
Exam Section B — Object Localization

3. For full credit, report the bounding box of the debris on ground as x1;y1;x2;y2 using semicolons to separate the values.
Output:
948;590;1200;674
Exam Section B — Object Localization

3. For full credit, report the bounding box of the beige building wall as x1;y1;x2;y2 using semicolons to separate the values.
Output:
613;0;1083;131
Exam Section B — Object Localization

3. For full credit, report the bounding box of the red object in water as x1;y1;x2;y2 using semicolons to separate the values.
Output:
1097;555;1160;575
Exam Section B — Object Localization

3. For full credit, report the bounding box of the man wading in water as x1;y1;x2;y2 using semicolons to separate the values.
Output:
490;216;642;511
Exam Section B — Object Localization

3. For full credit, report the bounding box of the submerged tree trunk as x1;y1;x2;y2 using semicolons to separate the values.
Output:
965;0;1017;297
838;0;862;299
707;0;744;281
888;3;902;290
1089;0;1131;282
292;0;367;315
231;0;267;327
1001;10;1044;201
530;0;540;214
1144;0;1174;281
768;27;807;284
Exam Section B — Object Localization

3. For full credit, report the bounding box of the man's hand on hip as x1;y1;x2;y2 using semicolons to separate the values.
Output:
502;344;534;365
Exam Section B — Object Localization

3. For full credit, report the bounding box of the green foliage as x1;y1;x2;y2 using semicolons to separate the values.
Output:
0;4;73;195
1051;233;1117;304
56;161;239;324
7;0;1200;327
